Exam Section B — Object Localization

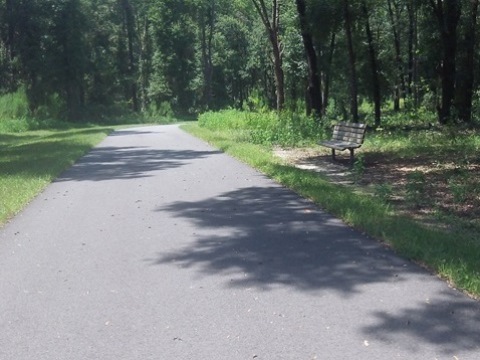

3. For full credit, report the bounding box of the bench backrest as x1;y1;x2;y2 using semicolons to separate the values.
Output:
332;122;367;145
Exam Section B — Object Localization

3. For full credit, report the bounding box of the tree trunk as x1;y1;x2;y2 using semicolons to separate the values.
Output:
5;0;14;53
199;2;215;109
251;0;285;111
406;0;419;107
5;0;16;90
295;0;322;118
122;0;139;112
430;0;460;124
139;16;152;112
387;0;406;112
362;0;381;127
271;36;285;111
323;32;336;113
344;0;359;122
456;0;479;123
66;81;82;122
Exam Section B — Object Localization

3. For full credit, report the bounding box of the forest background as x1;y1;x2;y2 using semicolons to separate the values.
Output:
1;0;480;128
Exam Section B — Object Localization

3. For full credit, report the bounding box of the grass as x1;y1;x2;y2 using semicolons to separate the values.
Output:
0;87;190;226
182;115;480;298
198;109;327;147
0;125;116;225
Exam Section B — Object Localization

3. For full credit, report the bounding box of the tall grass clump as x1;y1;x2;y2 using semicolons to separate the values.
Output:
198;109;326;147
0;88;70;132
0;88;30;132
0;88;29;119
198;109;249;130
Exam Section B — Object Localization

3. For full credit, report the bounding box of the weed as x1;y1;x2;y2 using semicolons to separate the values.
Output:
405;170;428;208
351;154;366;183
448;176;469;204
374;183;394;203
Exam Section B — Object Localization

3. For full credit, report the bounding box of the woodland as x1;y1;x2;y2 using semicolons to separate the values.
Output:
1;0;480;128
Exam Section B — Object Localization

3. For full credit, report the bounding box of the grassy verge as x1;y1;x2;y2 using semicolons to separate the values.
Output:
182;122;480;298
0;126;116;225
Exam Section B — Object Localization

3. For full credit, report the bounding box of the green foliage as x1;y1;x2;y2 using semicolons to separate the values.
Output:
374;183;394;203
373;108;437;129
198;108;326;147
405;170;428;208
146;101;174;119
0;125;114;224
0;88;29;120
351;153;366;183
448;176;469;205
0;88;68;132
1;0;480;129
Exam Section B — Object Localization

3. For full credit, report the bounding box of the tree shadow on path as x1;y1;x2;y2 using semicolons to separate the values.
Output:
362;289;480;356
56;146;222;182
151;186;414;296
149;185;480;355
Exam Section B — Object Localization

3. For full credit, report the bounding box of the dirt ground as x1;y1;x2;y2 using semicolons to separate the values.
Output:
274;146;480;230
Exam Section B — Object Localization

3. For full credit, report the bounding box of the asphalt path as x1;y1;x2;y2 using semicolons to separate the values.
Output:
1;125;479;359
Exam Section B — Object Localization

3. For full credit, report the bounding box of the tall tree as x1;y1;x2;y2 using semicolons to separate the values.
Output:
149;0;197;113
295;0;322;117
120;0;139;112
251;0;285;111
429;0;461;124
52;0;88;121
456;0;479;123
406;0;418;103
3;0;17;91
361;0;381;127
343;0;359;122
198;0;216;110
387;0;406;111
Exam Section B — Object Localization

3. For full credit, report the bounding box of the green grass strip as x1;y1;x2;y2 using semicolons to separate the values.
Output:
0;126;115;225
182;123;480;298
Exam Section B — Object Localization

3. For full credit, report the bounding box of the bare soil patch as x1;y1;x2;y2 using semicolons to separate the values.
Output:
274;146;480;231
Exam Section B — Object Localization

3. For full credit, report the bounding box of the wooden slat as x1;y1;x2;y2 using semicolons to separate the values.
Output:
319;140;361;150
333;131;364;139
319;122;367;162
331;122;366;145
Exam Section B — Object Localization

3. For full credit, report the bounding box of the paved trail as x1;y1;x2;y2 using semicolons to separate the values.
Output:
1;125;479;359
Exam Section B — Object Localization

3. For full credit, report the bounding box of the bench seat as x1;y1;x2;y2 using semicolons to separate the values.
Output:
319;122;367;163
319;140;363;151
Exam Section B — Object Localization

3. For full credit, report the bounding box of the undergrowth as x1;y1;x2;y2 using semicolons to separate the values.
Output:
198;109;327;147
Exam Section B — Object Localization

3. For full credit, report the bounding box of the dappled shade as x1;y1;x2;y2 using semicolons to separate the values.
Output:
151;186;413;295
56;145;222;182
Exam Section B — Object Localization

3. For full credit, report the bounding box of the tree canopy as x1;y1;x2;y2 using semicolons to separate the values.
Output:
1;0;479;126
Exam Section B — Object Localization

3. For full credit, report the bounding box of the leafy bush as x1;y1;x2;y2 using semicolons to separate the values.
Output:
0;88;29;120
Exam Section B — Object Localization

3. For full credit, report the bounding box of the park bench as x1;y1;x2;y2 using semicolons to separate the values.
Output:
319;122;367;163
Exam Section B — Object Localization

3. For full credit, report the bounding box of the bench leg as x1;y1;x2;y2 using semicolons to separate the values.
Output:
331;149;336;161
349;149;355;164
